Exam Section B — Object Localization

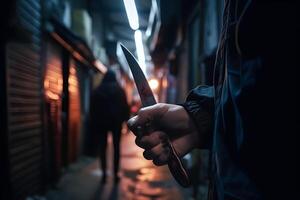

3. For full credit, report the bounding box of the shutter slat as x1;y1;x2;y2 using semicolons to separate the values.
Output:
10;60;40;76
9;139;41;157
10;147;41;168
8;45;40;65
9;97;40;105
9;113;40;124
10;151;41;174
10;128;41;142
9;120;41;132
9;78;40;91
9;88;40;98
9;67;39;82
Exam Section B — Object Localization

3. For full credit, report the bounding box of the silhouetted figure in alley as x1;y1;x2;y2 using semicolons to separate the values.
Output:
90;70;130;184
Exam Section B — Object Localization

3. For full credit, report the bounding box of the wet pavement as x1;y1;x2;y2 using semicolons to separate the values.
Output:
45;132;192;200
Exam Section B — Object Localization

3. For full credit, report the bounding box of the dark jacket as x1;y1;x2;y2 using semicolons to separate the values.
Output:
183;1;298;199
90;70;130;132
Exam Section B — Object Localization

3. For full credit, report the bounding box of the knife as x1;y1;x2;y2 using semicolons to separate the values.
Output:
120;44;191;187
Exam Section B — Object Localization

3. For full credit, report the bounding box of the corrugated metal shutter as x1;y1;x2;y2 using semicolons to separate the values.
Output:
74;61;91;158
6;0;43;199
68;59;81;162
44;42;63;182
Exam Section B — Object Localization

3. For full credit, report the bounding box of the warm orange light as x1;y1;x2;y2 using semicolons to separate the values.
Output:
148;78;159;90
70;67;76;74
162;78;168;88
44;80;50;89
45;90;60;100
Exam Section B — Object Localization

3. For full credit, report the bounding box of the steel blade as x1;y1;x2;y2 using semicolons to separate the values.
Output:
120;44;156;107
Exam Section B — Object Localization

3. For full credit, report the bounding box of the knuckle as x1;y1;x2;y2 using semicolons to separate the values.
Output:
130;127;142;137
138;108;146;116
127;116;137;129
139;138;151;149
148;133;160;143
162;146;170;154
156;103;164;108
152;159;160;166
158;131;167;140
135;137;142;147
154;153;169;166
143;150;152;160
153;158;167;166
156;103;167;111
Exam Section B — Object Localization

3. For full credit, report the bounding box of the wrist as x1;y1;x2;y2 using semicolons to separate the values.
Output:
181;101;213;149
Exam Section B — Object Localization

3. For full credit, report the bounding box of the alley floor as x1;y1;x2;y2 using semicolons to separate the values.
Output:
44;132;192;200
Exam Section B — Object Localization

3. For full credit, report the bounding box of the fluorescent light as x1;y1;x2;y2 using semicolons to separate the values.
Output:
123;0;139;30
134;30;146;74
146;0;158;37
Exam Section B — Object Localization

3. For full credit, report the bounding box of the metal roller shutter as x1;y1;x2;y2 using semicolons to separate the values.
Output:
44;41;63;183
6;0;43;199
68;59;81;162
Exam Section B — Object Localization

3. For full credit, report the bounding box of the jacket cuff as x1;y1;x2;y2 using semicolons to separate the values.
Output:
181;86;214;149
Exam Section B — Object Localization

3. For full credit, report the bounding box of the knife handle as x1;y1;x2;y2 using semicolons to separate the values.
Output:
167;139;191;187
136;125;191;187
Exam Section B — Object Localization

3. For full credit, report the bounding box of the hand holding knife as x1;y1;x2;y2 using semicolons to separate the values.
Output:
120;44;191;187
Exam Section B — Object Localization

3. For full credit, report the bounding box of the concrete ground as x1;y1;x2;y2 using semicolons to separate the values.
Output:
44;132;193;200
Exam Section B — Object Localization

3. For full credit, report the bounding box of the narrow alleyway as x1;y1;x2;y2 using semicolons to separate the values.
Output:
45;132;192;200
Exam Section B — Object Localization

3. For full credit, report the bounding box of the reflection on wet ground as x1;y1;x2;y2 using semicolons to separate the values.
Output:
46;133;191;200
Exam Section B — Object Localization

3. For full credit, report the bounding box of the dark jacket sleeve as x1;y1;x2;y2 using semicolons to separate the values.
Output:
181;85;215;149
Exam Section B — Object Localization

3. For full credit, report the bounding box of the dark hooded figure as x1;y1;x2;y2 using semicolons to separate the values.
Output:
90;70;130;184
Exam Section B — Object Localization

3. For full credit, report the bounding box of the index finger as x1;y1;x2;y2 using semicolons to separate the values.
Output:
127;103;168;132
127;116;154;137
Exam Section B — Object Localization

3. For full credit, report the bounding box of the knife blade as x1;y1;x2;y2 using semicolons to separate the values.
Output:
120;44;191;187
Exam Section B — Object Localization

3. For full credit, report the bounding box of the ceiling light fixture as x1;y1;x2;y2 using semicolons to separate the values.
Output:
146;0;159;37
134;30;146;75
123;0;139;30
